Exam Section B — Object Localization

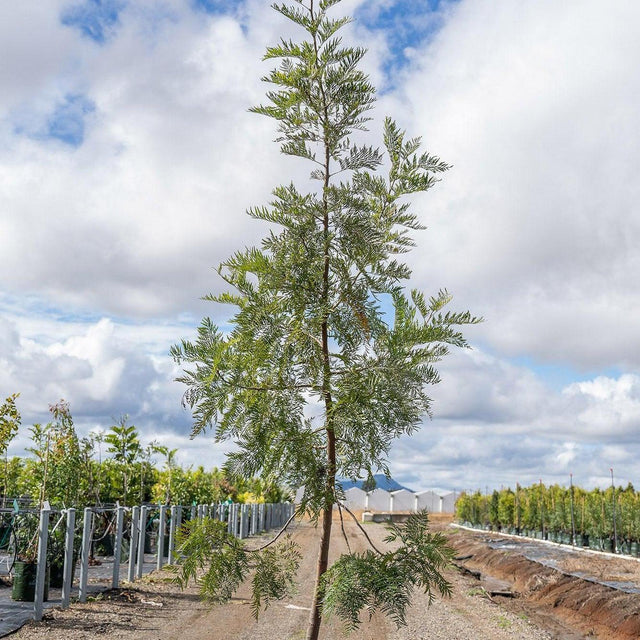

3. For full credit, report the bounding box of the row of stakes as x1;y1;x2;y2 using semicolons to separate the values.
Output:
30;501;296;622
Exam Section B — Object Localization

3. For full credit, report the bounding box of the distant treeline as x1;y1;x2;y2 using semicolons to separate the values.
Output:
0;395;287;509
456;482;640;549
0;455;288;509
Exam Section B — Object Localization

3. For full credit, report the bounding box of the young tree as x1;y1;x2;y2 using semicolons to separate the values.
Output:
0;393;21;506
104;416;141;505
153;445;178;504
171;1;480;637
26;400;84;508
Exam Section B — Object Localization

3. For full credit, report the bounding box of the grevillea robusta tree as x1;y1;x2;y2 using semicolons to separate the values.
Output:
171;1;480;637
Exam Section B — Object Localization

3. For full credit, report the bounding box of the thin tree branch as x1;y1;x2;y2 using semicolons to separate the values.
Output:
218;372;315;393
337;503;351;554
338;501;383;555
245;507;298;553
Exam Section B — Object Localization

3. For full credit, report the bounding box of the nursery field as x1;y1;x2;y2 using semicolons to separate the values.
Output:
456;482;640;553
13;516;640;640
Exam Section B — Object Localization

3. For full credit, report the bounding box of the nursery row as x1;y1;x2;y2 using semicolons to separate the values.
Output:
456;481;640;552
0;396;288;508
0;500;295;623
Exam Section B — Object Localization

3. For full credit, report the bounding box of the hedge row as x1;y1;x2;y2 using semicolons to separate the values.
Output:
456;482;640;551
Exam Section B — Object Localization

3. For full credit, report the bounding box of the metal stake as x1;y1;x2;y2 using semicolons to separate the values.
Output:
78;507;93;603
157;505;167;570
112;506;125;588
128;506;139;583
61;508;76;609
34;505;51;621
136;505;147;579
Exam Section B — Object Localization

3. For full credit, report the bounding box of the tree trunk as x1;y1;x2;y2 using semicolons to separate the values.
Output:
307;9;335;635
306;498;333;640
306;428;336;640
307;128;335;637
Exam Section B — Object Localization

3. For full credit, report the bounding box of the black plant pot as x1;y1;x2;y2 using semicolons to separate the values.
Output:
12;560;49;602
49;557;77;588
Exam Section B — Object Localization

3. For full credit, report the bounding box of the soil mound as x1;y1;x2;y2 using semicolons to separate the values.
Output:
450;529;640;639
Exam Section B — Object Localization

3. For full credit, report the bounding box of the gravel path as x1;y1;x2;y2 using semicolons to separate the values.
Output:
389;567;552;640
11;519;559;639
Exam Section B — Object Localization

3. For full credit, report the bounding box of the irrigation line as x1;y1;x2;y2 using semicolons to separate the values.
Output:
452;523;640;564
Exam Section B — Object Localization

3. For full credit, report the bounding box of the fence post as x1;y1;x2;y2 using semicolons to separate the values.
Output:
128;506;139;582
112;506;125;588
157;505;167;570
168;505;178;565
78;507;93;603
34;505;51;621
227;504;234;535
242;505;249;539
61;507;76;609
136;505;147;579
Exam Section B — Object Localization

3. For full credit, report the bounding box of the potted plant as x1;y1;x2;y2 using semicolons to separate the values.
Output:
11;511;48;602
13;400;83;601
47;524;79;588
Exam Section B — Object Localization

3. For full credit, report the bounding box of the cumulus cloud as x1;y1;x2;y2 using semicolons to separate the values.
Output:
2;0;639;491
382;0;640;370
0;311;196;451
389;350;640;491
0;0;292;317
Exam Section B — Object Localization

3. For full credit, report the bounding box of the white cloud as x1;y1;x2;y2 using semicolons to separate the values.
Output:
388;351;640;491
563;374;640;439
383;0;640;369
0;1;289;317
0;1;76;112
0;312;193;444
2;0;639;494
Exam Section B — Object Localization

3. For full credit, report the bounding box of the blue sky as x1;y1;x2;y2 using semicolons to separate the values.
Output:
354;0;457;80
1;0;640;492
61;0;125;43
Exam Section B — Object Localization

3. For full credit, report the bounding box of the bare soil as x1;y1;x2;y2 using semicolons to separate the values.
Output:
11;517;639;639
450;527;640;639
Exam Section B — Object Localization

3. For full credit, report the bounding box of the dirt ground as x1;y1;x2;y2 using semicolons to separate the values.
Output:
11;516;639;639
450;527;640;640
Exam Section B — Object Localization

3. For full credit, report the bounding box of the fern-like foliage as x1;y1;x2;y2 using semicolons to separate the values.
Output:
251;537;302;617
321;512;454;631
170;517;301;618
170;518;250;603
